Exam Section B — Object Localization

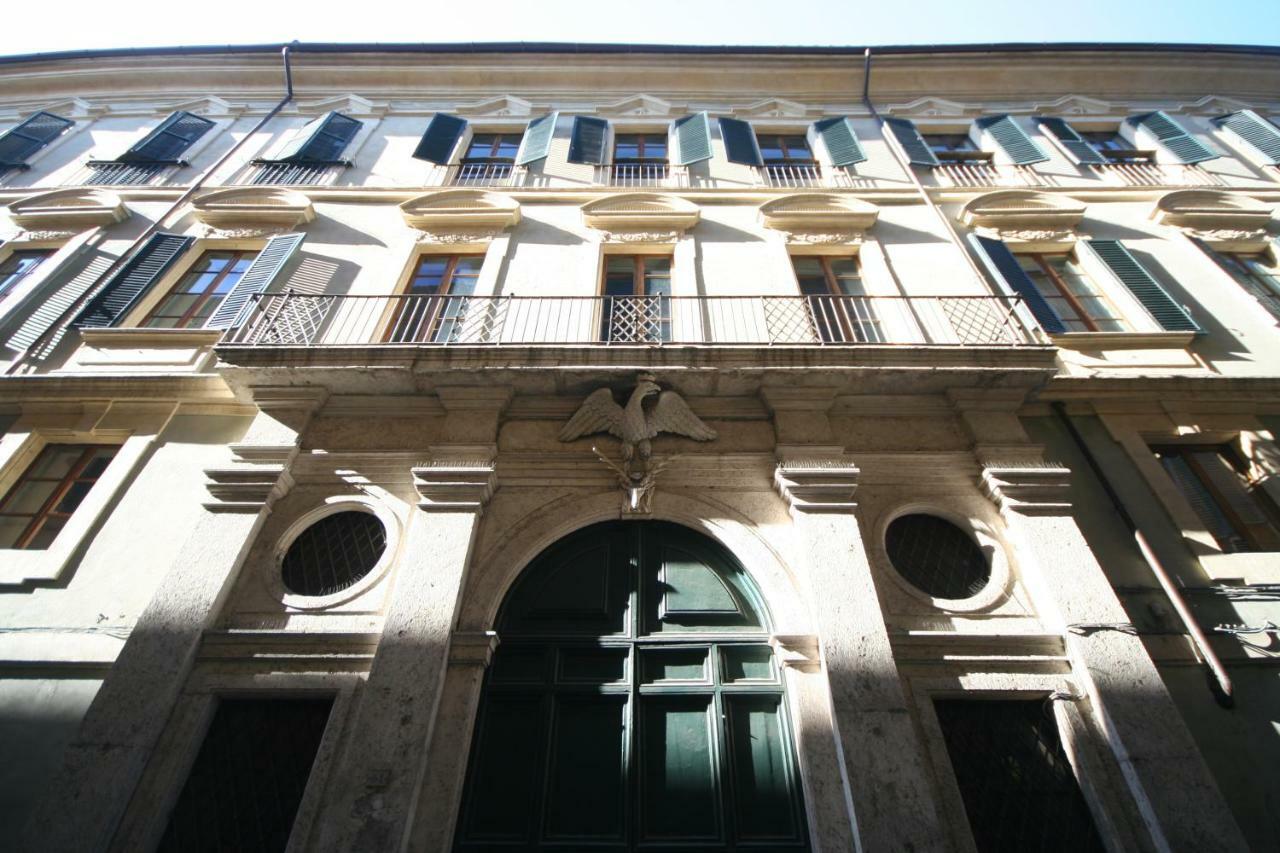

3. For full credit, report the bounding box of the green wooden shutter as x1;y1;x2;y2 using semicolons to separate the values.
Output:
1086;239;1199;332
284;112;361;163
118;111;214;163
567;116;609;165
975;115;1048;165
514;113;557;166
1036;117;1107;165
811;117;866;167
205;233;305;329
413;113;467;164
885;118;940;167
6;255;112;351
1213;110;1280;165
969;234;1066;334
718;117;762;166
1126;112;1218;164
74;233;194;328
671;112;712;165
0;111;74;167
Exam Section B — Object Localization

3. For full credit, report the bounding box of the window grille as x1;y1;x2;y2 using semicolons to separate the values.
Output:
884;514;990;599
934;699;1105;853
157;698;332;853
281;510;386;596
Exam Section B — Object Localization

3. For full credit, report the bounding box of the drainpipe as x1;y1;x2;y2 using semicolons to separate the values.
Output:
1051;401;1234;707
7;42;298;371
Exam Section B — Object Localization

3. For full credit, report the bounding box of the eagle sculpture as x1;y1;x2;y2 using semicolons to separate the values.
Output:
559;379;717;463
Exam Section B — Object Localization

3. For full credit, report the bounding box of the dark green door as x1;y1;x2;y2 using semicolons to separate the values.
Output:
455;521;810;852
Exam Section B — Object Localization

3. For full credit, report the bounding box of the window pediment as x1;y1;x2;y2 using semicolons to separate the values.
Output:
731;98;814;118
884;97;982;118
190;187;315;233
454;95;533;117
581;193;699;242
595;94;679;118
961;190;1086;249
1152;190;1273;248
6;188;129;232
400;190;521;241
758;194;878;246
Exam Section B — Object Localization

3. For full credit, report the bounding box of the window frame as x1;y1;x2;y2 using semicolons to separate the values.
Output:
1079;129;1157;165
139;248;258;330
0;443;119;550
1151;443;1280;553
756;133;817;167
1015;249;1129;333
1209;247;1280;312
381;253;486;344
611;132;669;165
921;131;993;164
0;248;55;301
789;254;883;343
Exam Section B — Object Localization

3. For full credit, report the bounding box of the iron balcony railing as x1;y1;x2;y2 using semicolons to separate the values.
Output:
81;160;177;186
1089;162;1224;187
221;293;1041;348
242;159;350;186
596;163;688;188
446;161;523;187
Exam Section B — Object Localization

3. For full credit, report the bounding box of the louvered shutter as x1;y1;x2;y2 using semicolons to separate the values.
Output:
1213;110;1280;166
671;112;712;165
1125;112;1218;164
6;255;113;351
74;233;194;328
567;117;609;165
413;113;467;164
205;233;305;330
1036;117;1106;165
1085;240;1198;332
969;234;1066;333
514;113;558;166
884;118;940;167
811;117;866;167
1192;237;1280;322
974;115;1049;165
118;111;214;163
283;112;361;163
718;117;763;166
0;111;74;166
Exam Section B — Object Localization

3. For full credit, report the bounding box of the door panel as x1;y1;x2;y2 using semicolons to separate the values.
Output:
544;695;628;842
640;696;722;842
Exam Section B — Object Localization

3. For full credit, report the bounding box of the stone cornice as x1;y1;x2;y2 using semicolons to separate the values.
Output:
773;446;859;514
981;466;1073;516
412;445;498;513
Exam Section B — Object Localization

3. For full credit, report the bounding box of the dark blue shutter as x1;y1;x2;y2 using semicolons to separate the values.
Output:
718;117;762;166
1036;117;1106;165
1213;110;1280;166
672;113;712;165
413;113;467;164
969;234;1066;334
885;118;940;167
568;117;609;165
1125;112;1218;164
813;117;866;167
1086;240;1199;332
282;112;361;163
74;233;194;328
205;233;305;330
118;111;214;163
515;113;557;166
0;111;73;166
974;115;1048;165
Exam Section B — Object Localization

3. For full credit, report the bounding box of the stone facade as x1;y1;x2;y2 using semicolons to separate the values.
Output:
2;42;1279;852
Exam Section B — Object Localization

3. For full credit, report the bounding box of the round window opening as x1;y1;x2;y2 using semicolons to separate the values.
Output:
885;513;990;599
281;510;387;597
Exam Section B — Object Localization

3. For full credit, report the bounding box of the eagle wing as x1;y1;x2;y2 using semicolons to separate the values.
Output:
647;391;718;441
559;388;624;441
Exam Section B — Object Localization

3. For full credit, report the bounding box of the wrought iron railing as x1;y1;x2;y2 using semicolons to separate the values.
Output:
930;163;1051;188
1089;162;1224;187
447;161;522;187
761;163;826;188
596;163;687;188
220;293;1041;348
242;160;348;186
82;161;175;186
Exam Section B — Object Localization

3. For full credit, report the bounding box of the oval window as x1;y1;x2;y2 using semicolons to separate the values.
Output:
281;510;386;597
885;514;990;599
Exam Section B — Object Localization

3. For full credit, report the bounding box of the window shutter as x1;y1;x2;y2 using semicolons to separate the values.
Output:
6;255;113;351
974;115;1048;165
1192;237;1280;322
118;111;214;163
1036;117;1106;165
514;113;558;166
1085;239;1198;332
74;233;194;328
567;116;609;165
0;111;74;166
968;234;1066;334
671;112;712;165
811;117;866;167
1213;110;1280;166
1125;112;1218;164
884;118;940;167
718;117;762;166
205;233;305;330
412;113;467;164
278;112;361;163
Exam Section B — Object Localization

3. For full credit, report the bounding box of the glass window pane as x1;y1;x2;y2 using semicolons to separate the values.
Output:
0;517;29;549
25;517;64;549
3;481;57;514
721;645;776;682
26;446;86;480
452;256;484;274
607;256;635;274
54;480;93;514
558;647;628;684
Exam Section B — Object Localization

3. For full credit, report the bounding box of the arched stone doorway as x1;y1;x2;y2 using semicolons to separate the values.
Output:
453;520;811;852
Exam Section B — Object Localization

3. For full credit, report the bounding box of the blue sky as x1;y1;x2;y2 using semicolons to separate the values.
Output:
3;0;1278;57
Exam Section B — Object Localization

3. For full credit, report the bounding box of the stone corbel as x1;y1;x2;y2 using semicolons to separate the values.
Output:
770;633;821;671
981;465;1073;516
413;445;498;513
774;446;859;515
448;631;500;667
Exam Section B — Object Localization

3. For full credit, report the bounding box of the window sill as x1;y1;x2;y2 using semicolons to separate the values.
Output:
1199;552;1280;585
62;327;224;373
1050;330;1196;350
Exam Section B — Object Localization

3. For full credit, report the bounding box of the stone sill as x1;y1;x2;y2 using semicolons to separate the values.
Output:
63;327;225;373
1051;330;1197;350
1199;551;1280;585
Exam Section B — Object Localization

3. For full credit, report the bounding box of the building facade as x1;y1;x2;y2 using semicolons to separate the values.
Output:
1;41;1279;852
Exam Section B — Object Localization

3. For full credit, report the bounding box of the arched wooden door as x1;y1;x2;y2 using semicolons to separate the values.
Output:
454;521;810;852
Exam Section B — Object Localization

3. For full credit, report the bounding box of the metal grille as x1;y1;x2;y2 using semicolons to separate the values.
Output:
933;700;1105;853
157;698;333;853
885;514;990;599
245;161;342;186
84;161;171;185
281;510;386;597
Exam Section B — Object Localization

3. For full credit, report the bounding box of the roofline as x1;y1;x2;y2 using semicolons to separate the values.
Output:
1;40;1279;66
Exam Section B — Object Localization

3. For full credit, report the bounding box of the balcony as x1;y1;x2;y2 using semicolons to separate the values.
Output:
241;160;349;186
79;160;177;186
596;163;688;188
444;161;524;188
1090;162;1224;187
220;293;1040;349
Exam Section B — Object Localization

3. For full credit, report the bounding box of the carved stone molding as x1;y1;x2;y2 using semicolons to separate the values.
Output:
199;224;290;239
961;191;1085;250
6;188;129;231
413;445;498;513
774;449;859;514
202;443;298;513
582;193;699;241
770;634;821;671
1152;190;1273;247
981;466;1073;516
11;229;80;242
759;194;878;246
597;230;682;244
783;231;864;246
1183;228;1272;251
417;228;507;244
448;631;500;667
401;189;521;237
190;187;314;231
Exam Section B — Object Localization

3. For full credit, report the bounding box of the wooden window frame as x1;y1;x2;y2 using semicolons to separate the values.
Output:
1215;249;1280;300
923;132;993;163
141;248;256;329
461;133;521;165
0;444;117;550
1152;443;1280;553
382;253;484;344
1018;251;1124;333
757;133;817;166
599;255;672;297
790;255;881;343
612;133;668;165
0;249;55;300
1080;130;1156;164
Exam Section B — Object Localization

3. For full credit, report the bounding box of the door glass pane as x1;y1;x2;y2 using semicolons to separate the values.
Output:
544;696;627;840
726;695;801;842
721;645;776;683
640;696;720;841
